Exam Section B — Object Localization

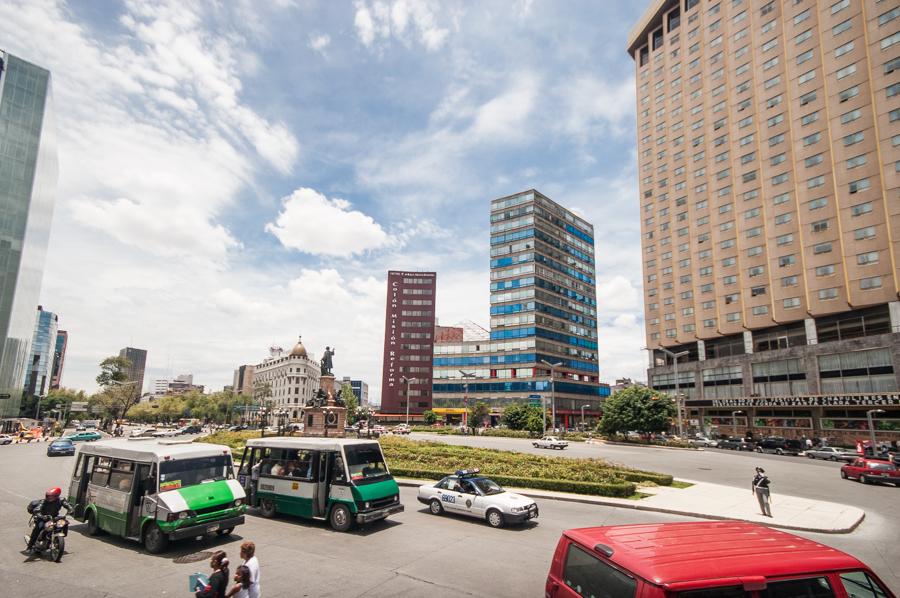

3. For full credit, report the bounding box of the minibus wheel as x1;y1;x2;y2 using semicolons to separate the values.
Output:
329;504;352;532
86;511;101;536
259;499;277;518
143;523;169;554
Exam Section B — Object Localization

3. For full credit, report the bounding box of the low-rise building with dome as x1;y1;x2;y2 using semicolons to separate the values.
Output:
253;336;321;420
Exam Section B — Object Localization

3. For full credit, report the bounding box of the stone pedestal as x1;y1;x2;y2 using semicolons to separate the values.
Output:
301;374;346;437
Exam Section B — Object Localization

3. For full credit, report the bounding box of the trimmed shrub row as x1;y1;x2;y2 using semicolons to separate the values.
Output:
390;467;637;498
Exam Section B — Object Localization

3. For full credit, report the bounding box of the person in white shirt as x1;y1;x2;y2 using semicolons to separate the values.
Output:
240;541;261;598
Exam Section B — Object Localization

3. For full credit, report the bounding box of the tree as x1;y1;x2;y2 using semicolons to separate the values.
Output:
501;403;548;434
340;383;359;424
598;386;676;437
94;356;139;427
422;410;437;425
43;388;87;425
157;395;186;423
468;401;490;430
96;356;131;387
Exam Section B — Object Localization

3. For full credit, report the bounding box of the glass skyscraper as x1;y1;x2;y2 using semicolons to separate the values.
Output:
0;52;58;417
433;190;607;428
23;305;58;401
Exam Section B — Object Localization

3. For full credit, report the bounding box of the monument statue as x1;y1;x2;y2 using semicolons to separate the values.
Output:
320;346;335;376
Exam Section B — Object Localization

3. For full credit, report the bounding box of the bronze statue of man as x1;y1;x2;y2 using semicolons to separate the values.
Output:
320;346;335;376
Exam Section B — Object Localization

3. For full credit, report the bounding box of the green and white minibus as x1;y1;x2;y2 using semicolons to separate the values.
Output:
68;439;247;553
239;437;403;532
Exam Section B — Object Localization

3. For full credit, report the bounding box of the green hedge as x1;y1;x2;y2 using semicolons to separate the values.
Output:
391;467;637;498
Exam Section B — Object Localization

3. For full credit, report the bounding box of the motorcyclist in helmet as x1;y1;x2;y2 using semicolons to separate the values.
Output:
26;487;72;552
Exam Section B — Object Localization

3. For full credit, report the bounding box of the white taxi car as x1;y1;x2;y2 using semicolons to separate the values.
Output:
416;469;539;528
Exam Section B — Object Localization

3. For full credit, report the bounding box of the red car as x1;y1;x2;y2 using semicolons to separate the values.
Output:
546;521;895;597
841;457;900;486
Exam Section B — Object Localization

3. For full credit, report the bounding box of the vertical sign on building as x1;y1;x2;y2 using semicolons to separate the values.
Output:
380;271;437;416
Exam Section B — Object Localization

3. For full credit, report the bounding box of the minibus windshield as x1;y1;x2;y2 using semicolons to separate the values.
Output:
159;455;232;491
344;444;389;484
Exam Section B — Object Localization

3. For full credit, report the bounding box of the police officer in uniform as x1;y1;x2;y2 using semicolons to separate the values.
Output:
751;467;772;517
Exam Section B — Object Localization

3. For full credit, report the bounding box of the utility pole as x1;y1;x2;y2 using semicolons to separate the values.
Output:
540;360;562;432
459;371;475;428
400;376;416;427
867;409;885;455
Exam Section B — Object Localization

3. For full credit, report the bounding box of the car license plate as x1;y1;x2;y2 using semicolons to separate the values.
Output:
207;524;219;533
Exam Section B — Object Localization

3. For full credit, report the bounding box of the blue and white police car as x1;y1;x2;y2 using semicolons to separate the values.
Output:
416;469;539;528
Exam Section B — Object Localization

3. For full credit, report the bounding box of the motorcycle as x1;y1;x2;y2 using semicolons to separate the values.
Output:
24;513;68;562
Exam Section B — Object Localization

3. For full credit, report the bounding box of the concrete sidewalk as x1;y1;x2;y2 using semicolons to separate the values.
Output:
396;477;865;534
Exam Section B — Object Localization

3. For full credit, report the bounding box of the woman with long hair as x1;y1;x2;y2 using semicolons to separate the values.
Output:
226;565;252;598
195;550;230;598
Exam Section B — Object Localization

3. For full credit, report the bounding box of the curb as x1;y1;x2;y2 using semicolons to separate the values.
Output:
601;440;700;452
395;478;864;534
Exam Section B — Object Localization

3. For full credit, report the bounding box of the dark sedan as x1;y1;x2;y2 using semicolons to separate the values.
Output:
47;439;76;457
718;437;755;451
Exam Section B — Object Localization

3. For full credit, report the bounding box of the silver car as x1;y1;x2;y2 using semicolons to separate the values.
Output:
806;446;857;462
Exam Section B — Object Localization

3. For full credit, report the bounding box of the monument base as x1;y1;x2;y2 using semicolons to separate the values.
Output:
301;374;346;437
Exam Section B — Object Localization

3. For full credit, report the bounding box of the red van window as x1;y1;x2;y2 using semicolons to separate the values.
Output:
679;587;748;597
839;571;889;597
563;544;636;598
761;577;834;597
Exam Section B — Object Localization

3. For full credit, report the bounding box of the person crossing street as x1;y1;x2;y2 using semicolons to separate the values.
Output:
752;467;772;518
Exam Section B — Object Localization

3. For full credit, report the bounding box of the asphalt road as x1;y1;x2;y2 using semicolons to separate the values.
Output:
0;436;897;596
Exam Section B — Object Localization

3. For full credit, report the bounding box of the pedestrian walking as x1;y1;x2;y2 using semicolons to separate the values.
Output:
240;541;261;598
195;551;230;598
226;566;252;598
752;467;772;518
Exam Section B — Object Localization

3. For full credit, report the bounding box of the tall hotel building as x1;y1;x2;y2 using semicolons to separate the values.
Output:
0;52;57;417
432;190;606;428
379;271;437;418
628;0;900;443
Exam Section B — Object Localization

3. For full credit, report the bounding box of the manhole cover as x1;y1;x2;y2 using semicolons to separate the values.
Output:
174;550;214;564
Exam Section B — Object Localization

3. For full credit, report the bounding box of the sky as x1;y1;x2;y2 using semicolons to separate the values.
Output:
1;0;648;402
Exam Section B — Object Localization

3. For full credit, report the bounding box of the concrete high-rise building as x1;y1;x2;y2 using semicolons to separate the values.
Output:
0;52;58;417
432;190;606;428
628;0;900;443
23;306;57;401
379;271;437;418
118;347;147;397
232;364;255;396
50;330;67;389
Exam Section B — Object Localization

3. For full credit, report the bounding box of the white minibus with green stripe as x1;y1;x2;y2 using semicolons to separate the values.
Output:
239;437;403;532
68;439;247;553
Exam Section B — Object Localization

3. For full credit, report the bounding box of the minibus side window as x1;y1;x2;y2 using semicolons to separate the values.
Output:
109;459;135;492
91;457;112;486
332;455;346;483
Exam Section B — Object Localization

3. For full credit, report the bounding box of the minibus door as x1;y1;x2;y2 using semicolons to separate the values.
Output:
315;451;330;517
127;463;152;538
72;455;95;519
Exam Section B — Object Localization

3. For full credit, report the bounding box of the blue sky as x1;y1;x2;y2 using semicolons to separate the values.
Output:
1;0;648;401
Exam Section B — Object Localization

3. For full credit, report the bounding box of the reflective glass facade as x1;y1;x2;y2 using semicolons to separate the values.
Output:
0;53;57;417
50;329;66;389
23;306;57;399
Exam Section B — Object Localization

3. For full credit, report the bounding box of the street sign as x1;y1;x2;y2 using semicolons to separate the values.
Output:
70;402;88;412
528;394;542;399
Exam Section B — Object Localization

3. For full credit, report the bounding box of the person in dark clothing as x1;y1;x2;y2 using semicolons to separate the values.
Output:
26;487;72;552
196;551;230;598
751;467;772;517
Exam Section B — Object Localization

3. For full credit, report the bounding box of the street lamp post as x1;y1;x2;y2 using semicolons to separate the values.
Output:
866;409;885;455
400;376;417;427
540;360;563;432
459;371;475;428
657;348;689;437
580;405;590;432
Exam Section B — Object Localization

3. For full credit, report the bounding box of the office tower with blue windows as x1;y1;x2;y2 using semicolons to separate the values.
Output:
433;190;607;429
0;52;58;418
23;306;58;401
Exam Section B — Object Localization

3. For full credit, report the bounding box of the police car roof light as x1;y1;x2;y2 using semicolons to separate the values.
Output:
455;468;480;477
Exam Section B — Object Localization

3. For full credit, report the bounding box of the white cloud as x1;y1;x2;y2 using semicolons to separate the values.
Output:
353;0;449;51
558;75;635;142
308;33;331;54
266;188;390;257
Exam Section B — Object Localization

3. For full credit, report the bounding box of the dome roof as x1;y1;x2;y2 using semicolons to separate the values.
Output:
290;336;308;358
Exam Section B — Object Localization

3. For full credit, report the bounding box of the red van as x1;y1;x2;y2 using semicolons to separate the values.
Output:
546;521;895;597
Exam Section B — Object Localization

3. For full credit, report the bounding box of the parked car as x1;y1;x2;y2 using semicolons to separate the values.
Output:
807;446;858;462
130;428;156;438
717;437;754;451
228;424;247;432
75;425;86;432
392;424;411;435
533;436;569;450
46;439;76;457
546;521;895;597
62;431;101;442
687;436;718;448
756;437;804;456
178;425;203;434
841;457;900;486
0;434;13;445
152;428;179;437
